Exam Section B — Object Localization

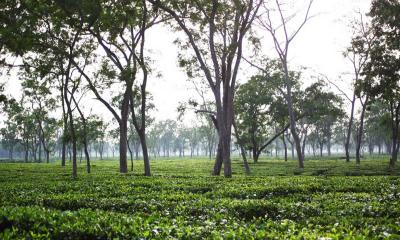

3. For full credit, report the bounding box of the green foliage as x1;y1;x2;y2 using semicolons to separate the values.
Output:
0;159;399;239
234;60;300;159
363;0;400;101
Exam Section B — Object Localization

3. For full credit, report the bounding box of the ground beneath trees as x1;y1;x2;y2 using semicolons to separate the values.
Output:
0;158;399;239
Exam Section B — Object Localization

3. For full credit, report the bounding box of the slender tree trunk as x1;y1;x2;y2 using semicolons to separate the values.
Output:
319;142;323;157
327;135;331;156
390;127;398;168
24;143;29;163
72;95;90;173
127;140;134;172
99;142;104;160
345;93;356;162
9;145;13;161
283;68;303;168
302;133;307;158
64;88;77;179
356;96;369;164
135;144;139;160
61;87;67;167
389;102;400;169
282;135;288;161
38;139;42;163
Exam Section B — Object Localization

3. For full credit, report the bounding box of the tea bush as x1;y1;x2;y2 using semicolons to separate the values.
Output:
0;158;399;239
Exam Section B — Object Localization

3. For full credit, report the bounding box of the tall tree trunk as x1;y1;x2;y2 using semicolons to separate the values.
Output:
302;133;307;158
38;139;42;163
283;67;304;168
127;139;134;172
139;131;151;176
389;102;400;169
282;135;288;161
119;90;130;174
64;85;77;179
345;93;356;162
24;143;29;163
71;95;91;173
135;143;139;160
319;142;323;157
327;135;331;156
61;86;67;167
356;96;369;164
9;145;13;161
99;142;104;160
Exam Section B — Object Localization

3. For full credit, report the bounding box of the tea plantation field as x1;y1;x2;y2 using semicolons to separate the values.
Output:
0;158;399;239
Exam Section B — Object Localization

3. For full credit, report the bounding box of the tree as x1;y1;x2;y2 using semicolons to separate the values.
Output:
302;80;345;157
149;0;262;177
256;0;314;168
362;0;400;169
234;70;294;163
344;14;375;164
159;120;177;158
60;0;159;176
364;100;392;155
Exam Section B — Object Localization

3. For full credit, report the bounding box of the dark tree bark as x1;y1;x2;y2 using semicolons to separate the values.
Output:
389;101;400;169
60;82;67;167
282;135;288;161
356;96;369;164
119;88;130;173
127;137;134;172
326;134;331;156
345;93;356;162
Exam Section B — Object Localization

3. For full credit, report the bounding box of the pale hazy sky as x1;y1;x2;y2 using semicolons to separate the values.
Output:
1;0;372;125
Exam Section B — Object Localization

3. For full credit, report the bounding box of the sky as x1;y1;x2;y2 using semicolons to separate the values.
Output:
1;0;372;125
